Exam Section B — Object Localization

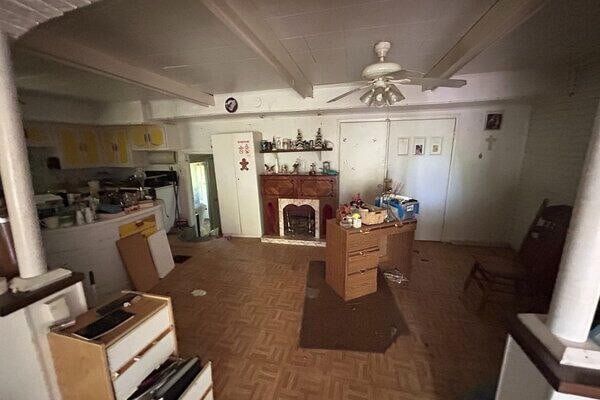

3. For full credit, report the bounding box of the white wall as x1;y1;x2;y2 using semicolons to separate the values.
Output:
510;63;600;248
19;92;105;124
177;102;531;245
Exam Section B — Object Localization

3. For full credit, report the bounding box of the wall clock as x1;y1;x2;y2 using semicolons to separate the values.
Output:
225;97;238;113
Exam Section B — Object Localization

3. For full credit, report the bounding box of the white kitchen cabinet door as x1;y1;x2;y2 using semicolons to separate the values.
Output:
211;132;262;237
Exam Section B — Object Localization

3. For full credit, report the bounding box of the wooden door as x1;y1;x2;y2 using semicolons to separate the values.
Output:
81;127;100;166
128;125;148;149
387;118;455;241
59;127;82;167
115;129;130;164
99;129;117;165
148;126;166;149
211;134;242;236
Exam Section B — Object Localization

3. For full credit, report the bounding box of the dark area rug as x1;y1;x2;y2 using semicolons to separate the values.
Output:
299;260;409;352
173;255;192;264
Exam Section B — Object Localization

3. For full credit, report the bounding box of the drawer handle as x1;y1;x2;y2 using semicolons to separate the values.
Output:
360;269;366;274
359;229;371;234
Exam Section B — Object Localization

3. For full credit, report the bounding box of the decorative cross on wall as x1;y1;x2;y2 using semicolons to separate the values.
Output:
239;158;249;171
485;135;497;151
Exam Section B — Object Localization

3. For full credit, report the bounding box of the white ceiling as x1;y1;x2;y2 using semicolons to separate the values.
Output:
11;0;600;102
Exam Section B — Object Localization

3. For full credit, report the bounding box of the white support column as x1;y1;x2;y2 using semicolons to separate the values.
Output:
546;100;600;342
0;32;47;279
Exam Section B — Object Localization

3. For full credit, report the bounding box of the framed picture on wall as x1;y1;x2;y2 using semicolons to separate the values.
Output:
430;137;442;155
397;137;409;155
485;113;503;130
414;137;425;155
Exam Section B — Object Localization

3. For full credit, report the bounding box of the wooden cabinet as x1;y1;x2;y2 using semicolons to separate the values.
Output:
48;293;214;400
325;219;417;301
128;124;179;151
260;175;338;238
58;125;101;168
100;127;131;166
23;122;54;147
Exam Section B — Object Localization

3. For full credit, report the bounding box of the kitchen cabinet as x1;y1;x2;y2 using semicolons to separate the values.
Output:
127;124;180;151
100;127;131;166
211;131;263;238
23;122;54;147
57;125;101;168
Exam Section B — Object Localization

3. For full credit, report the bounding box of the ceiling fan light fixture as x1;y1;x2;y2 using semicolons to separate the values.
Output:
372;86;386;107
385;84;405;105
359;88;374;106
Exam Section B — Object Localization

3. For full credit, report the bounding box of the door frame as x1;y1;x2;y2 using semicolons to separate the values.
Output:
180;151;221;233
337;114;459;242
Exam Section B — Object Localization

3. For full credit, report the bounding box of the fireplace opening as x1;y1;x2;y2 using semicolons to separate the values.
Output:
283;204;316;238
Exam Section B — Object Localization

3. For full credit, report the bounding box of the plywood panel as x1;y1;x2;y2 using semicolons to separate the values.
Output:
116;234;160;291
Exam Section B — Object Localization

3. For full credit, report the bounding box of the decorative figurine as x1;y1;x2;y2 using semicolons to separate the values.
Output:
264;164;275;174
309;163;317;175
282;164;289;174
315;128;323;149
295;129;304;149
292;160;301;174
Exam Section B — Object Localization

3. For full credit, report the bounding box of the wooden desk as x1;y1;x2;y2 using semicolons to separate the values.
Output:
325;219;417;301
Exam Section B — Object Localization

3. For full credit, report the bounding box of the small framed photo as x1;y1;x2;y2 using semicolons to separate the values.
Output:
414;137;425;155
485;113;503;130
397;137;409;155
430;137;442;155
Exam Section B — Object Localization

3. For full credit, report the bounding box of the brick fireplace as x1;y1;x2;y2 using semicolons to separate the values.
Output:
260;175;338;240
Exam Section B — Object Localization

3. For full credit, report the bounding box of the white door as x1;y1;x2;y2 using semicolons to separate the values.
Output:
339;121;389;204
387;118;455;241
232;132;262;237
154;185;176;232
211;134;242;236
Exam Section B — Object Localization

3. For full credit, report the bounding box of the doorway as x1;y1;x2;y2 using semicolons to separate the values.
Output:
188;154;220;236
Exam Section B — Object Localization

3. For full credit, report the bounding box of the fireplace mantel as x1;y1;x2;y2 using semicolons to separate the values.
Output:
260;174;338;238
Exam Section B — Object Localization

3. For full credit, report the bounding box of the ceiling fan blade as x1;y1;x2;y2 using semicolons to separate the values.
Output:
395;77;467;90
386;69;424;80
326;84;371;103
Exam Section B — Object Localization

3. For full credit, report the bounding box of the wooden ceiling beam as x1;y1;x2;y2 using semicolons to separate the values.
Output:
202;0;313;98
17;29;215;106
425;0;549;83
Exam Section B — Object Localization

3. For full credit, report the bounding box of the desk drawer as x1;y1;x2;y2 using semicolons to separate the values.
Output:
346;268;377;300
107;305;171;373
179;362;213;400
113;330;176;400
347;229;380;251
347;248;379;275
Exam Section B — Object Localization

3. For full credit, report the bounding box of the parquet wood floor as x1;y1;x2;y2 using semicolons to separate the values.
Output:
153;238;516;400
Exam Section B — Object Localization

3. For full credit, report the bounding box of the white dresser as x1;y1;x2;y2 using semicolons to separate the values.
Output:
48;293;213;400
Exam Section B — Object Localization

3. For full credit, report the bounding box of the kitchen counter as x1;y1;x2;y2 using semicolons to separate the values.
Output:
42;204;162;234
42;204;165;303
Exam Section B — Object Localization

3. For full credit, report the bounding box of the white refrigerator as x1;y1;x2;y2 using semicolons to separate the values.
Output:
211;132;263;238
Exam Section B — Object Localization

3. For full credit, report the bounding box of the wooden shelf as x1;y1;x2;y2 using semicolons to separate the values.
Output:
260;148;333;154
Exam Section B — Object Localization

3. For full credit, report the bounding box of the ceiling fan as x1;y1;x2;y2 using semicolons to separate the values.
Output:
327;41;467;106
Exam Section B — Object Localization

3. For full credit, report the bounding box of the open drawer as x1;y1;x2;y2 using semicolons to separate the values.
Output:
179;361;213;400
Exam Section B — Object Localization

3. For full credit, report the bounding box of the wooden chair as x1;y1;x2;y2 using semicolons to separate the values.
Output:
463;199;572;312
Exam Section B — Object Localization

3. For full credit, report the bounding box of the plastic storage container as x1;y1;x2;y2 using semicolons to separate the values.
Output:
375;195;419;221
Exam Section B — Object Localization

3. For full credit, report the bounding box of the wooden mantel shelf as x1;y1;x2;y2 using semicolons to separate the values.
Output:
509;315;600;399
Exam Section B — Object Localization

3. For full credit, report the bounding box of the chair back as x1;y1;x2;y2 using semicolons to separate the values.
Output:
519;202;572;311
